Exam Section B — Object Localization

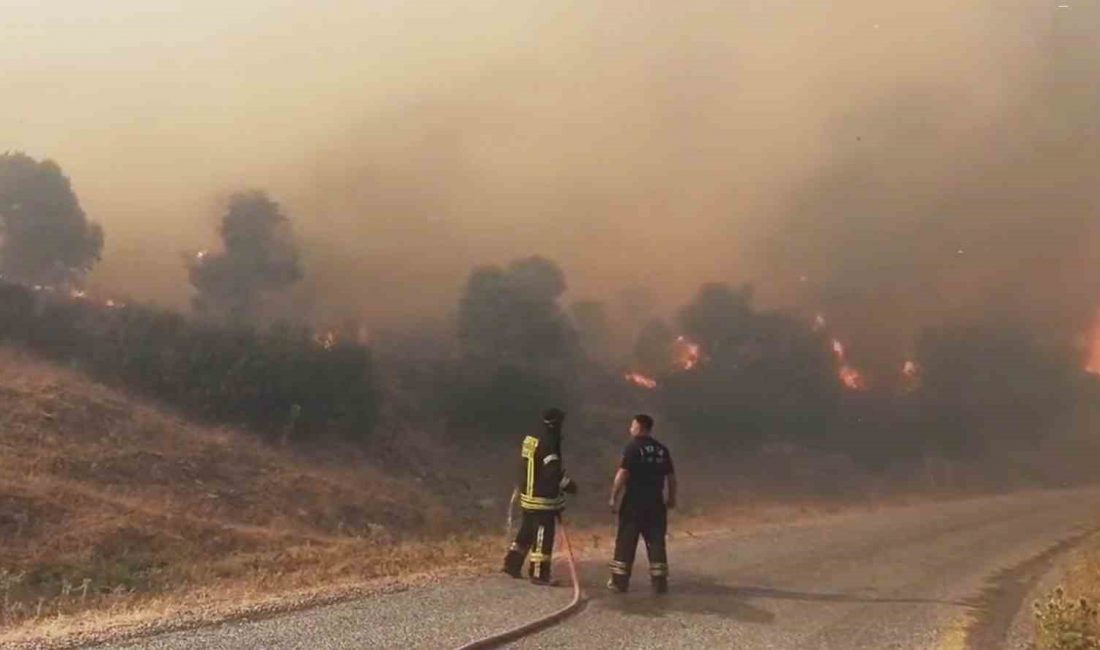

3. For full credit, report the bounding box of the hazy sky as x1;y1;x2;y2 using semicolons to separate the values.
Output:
3;1;1097;362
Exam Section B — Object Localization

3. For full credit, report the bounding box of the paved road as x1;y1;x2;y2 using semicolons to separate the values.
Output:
105;489;1100;650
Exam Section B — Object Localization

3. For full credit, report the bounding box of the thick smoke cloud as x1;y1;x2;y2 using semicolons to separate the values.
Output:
765;9;1100;372
2;1;1097;369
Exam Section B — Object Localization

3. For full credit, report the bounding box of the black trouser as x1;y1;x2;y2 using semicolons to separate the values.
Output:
609;500;668;589
503;510;558;581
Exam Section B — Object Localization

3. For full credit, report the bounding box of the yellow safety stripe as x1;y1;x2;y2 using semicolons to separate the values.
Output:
517;499;563;508
543;454;560;464
532;525;546;578
528;552;551;563
521;436;539;498
520;436;566;511
519;495;565;511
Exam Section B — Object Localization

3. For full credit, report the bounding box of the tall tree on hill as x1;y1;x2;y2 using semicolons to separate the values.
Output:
451;256;580;436
458;256;580;371
0;152;104;287
187;191;302;326
571;299;612;365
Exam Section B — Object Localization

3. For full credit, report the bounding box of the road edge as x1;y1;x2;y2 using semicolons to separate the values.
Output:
957;526;1100;650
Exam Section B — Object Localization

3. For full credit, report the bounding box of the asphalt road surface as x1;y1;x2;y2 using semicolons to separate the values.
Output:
105;489;1100;650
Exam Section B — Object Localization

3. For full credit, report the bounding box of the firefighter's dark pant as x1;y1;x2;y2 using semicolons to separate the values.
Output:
609;501;668;590
503;510;558;581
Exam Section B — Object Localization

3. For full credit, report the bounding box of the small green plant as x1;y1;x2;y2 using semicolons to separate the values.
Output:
1034;587;1100;650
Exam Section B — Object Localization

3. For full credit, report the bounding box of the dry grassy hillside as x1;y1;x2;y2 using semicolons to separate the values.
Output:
0;347;480;647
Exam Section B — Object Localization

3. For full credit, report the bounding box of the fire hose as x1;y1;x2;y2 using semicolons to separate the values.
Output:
454;507;585;649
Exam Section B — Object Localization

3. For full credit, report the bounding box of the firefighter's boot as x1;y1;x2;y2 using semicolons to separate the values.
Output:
607;561;630;593
502;545;525;578
650;562;669;593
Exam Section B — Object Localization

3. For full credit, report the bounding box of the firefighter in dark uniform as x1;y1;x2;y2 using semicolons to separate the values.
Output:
502;408;577;585
607;414;676;594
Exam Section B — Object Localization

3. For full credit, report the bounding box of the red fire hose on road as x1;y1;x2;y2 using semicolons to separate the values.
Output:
454;519;585;649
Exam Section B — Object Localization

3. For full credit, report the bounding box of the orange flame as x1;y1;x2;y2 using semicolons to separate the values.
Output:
674;336;702;371
838;365;867;391
315;330;338;350
624;371;658;390
830;338;868;391
1087;311;1100;375
901;359;920;392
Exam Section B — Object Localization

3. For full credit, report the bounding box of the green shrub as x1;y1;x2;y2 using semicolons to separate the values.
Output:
0;279;377;443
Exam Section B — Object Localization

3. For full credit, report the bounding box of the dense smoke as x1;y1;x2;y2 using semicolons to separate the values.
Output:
1;1;1098;370
766;22;1100;372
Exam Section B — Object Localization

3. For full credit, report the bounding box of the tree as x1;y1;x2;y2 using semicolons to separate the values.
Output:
188;191;302;326
457;256;579;370
661;282;837;450
914;319;1079;457
452;256;580;436
571;300;612;365
678;282;755;355
0;152;103;286
632;318;674;374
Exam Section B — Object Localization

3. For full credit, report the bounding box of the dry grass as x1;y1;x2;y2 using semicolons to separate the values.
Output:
1057;540;1100;609
1034;539;1100;649
0;346;477;647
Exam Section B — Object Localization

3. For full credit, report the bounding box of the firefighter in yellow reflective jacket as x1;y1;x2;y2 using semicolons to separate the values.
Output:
502;408;577;585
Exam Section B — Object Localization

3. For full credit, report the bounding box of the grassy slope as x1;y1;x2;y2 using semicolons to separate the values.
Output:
0;346;479;646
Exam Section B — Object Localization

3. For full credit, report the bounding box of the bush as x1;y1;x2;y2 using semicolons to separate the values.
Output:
656;284;839;452
0;280;377;443
1034;588;1100;650
444;361;570;439
915;321;1079;458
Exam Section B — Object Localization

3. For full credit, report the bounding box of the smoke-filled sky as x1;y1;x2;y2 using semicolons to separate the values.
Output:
3;0;1098;362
